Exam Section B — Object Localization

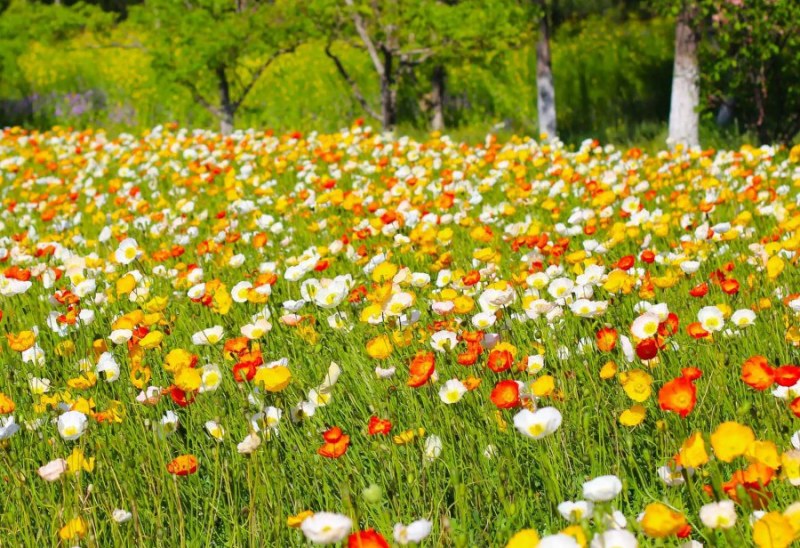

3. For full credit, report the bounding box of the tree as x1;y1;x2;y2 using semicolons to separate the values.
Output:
320;0;435;130
534;0;556;140
319;0;524;131
0;0;109;125
703;0;800;144
132;0;307;134
667;1;700;148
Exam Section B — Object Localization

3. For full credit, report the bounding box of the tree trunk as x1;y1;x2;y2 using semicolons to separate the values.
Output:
431;65;445;131
668;6;700;149
220;108;234;136
380;51;397;130
535;6;557;141
217;66;235;135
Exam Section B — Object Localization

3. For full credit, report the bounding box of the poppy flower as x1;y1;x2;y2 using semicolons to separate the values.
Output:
407;352;435;387
167;454;198;476
658;377;697;417
741;356;775;391
686;322;711;339
635;338;658;360
615;255;635;270
348;529;389;548
689;283;708;298
367;416;392;436
490;380;520;409
640;250;655;263
461;270;481;286
487;349;513;373
658;313;680;337
596;327;618;352
318;427;350;458
168;386;195;407
774;365;800;387
720;278;740;295
790;397;800;418
457;351;479;366
680;367;702;381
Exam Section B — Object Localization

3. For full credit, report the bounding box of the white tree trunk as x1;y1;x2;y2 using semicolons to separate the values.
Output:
430;65;445;131
220;111;234;136
668;8;700;149
536;13;557;141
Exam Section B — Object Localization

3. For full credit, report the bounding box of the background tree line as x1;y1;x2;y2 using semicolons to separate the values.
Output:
0;0;797;147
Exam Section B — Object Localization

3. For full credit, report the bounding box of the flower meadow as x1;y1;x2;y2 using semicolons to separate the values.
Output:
0;124;799;547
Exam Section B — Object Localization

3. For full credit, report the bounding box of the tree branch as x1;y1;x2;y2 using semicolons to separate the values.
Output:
343;0;385;77
324;42;380;122
178;78;222;119
233;46;296;110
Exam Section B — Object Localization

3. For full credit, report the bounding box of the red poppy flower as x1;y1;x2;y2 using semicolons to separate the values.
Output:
462;270;481;286
635;338;658;360
775;365;800;387
168;386;195;407
658;313;680;337
348;529;389;548
615;255;635;270
689;283;708;298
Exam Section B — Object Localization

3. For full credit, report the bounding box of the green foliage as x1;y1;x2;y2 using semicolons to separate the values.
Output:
445;13;675;143
701;0;800;144
129;0;310;128
1;0;797;146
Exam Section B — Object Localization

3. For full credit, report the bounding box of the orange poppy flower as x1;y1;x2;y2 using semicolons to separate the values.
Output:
680;367;702;381
741;356;775;391
658;377;697;418
490;380;520;409
686;322;711;339
367;416;392;436
318;427;350;458
461;331;484;344
463;376;482;390
722;462;774;508
407;352;435;387
224;336;249;357
487;349;513;373
721;278;740;295
167;454;198;476
596;327;618;352
0;393;15;414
